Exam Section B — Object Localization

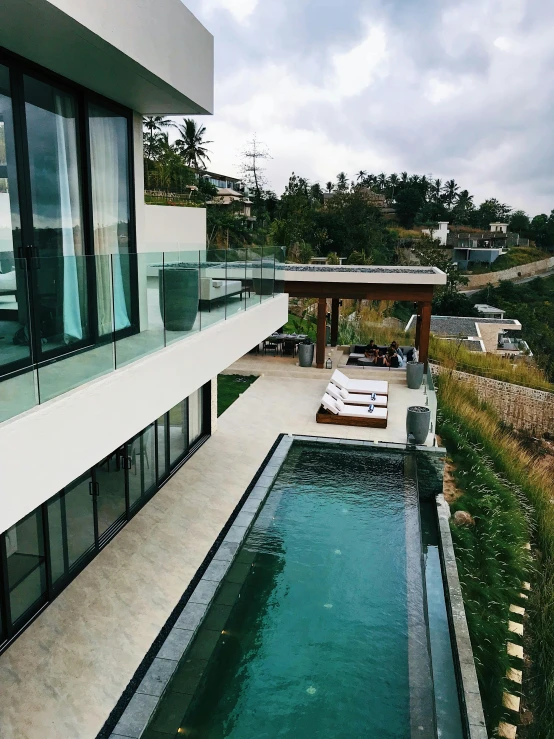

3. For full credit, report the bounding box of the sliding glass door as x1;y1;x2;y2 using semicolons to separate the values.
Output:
0;51;136;380
24;75;89;360
0;64;30;376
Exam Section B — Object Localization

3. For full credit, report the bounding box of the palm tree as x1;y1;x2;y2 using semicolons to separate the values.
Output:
356;170;368;183
174;118;212;172
443;179;460;209
431;179;442;202
143;116;174;154
325;181;334;193
336;172;349;191
400;171;409;184
376;172;387;192
387;173;400;199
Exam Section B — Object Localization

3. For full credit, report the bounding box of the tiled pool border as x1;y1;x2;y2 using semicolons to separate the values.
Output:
103;434;486;739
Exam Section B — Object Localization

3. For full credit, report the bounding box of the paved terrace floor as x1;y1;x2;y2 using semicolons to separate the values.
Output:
0;352;432;739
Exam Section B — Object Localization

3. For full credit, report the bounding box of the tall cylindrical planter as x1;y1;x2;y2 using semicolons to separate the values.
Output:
406;361;424;389
252;278;273;295
159;267;199;331
298;343;315;367
406;406;431;445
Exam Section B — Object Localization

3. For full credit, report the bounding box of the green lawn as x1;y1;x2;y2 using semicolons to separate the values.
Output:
217;374;258;416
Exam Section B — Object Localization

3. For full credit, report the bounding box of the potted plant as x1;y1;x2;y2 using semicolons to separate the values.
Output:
298;337;315;367
159;266;199;332
406;359;424;389
406;405;431;445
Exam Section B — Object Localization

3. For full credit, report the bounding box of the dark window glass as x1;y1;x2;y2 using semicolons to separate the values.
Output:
169;399;188;466
128;424;156;508
48;472;95;586
157;414;168;483
24;75;89;352
88;103;132;336
5;508;46;624
95;448;127;539
0;65;30;375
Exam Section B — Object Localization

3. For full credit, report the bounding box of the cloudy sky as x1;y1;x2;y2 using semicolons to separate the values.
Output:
181;0;554;215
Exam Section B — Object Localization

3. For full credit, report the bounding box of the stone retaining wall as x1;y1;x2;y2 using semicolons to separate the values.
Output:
432;366;554;436
465;256;554;290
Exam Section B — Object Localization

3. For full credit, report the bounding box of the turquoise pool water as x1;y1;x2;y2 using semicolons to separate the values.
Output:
144;442;463;739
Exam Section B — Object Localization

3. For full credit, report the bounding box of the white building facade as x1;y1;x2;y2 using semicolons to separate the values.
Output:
0;0;287;654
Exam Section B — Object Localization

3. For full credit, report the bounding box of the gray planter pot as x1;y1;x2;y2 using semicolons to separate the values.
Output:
159;267;199;332
298;343;315;367
252;277;273;295
406;406;431;445
406;361;424;389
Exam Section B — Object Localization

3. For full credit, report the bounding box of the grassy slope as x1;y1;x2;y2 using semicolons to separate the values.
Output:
467;246;549;274
438;378;554;738
217;374;258;417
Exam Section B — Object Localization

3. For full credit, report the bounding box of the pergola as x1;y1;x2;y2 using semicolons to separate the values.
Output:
283;265;447;369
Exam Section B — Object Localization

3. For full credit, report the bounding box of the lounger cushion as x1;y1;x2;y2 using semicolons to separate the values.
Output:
339;388;349;399
338;405;388;420
336;399;345;412
340;393;388;407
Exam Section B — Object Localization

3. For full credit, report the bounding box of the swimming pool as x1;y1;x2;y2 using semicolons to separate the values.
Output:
139;439;466;739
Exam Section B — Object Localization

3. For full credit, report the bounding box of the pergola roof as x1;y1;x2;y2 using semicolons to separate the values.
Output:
283;264;446;286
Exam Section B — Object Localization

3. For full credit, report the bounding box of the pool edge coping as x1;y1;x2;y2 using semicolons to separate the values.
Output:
436;493;488;739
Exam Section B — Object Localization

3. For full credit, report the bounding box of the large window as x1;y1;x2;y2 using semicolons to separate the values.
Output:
0;50;136;379
0;383;210;650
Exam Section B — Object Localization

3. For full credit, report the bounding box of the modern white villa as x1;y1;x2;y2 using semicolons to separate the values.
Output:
0;4;487;739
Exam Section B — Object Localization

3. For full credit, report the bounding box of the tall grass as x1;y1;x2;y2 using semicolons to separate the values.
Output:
430;336;554;393
438;377;554;739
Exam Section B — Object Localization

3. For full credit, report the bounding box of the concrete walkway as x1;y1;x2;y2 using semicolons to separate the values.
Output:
0;362;430;739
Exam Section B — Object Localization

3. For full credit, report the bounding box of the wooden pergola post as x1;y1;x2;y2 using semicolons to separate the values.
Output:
330;298;340;346
316;297;327;368
418;301;432;370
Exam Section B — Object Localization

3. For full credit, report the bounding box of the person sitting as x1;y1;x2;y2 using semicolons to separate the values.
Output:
364;339;379;363
386;341;404;368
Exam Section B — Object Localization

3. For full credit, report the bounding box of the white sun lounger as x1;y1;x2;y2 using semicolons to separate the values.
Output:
326;383;387;407
331;369;389;396
318;393;388;428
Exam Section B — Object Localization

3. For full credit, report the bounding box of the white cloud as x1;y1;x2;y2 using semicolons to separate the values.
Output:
179;0;554;214
331;26;388;98
203;0;258;24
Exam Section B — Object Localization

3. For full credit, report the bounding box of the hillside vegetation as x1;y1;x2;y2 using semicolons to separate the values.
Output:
438;378;554;739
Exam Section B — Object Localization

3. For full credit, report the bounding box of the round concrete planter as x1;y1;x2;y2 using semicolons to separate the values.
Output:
252;278;273;295
298;343;315;367
406;406;431;445
406;361;424;389
159;267;199;332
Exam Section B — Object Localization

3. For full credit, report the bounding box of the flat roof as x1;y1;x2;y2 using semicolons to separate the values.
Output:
405;315;521;336
283;264;447;286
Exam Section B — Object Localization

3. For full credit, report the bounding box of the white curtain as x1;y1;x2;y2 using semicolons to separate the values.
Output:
89;109;130;335
55;94;83;342
188;388;203;444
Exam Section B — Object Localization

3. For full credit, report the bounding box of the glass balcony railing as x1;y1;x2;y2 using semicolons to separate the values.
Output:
425;365;437;436
0;247;285;424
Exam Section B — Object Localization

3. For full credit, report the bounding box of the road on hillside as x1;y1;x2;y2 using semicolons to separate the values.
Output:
460;267;554;296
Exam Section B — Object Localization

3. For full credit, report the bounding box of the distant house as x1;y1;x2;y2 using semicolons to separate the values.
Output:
405;314;528;355
203;171;256;225
447;223;511;269
421;222;449;246
474;304;506;320
323;188;396;220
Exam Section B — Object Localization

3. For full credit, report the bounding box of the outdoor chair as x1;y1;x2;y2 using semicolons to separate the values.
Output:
263;339;280;356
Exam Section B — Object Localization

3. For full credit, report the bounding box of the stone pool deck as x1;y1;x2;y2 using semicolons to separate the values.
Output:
0;360;433;739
